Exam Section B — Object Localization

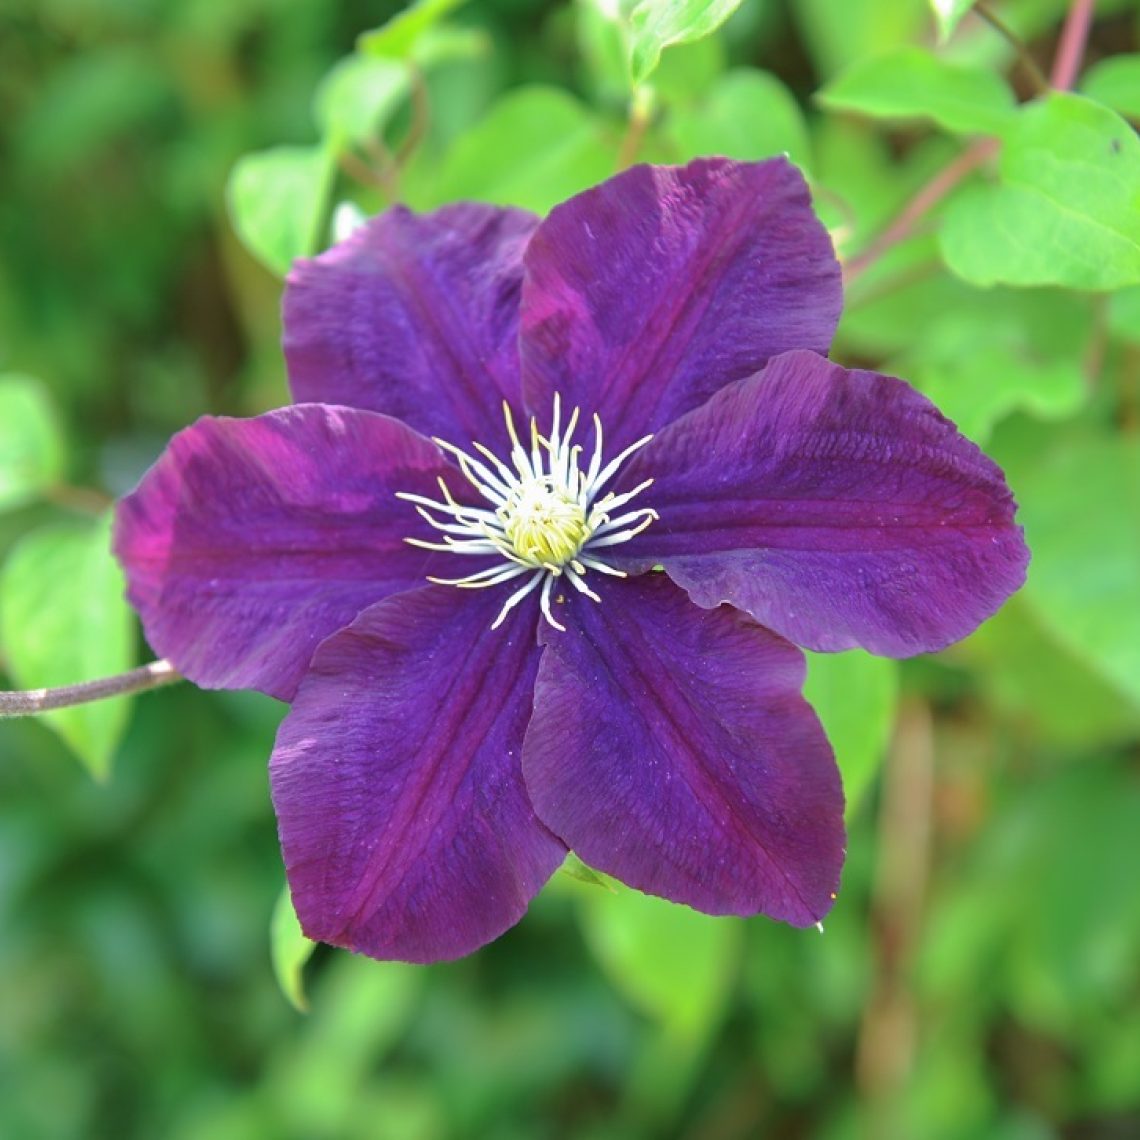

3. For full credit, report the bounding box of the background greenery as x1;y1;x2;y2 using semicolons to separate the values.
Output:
1;0;1138;1136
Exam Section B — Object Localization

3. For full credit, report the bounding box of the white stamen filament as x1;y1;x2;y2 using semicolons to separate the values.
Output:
397;397;658;630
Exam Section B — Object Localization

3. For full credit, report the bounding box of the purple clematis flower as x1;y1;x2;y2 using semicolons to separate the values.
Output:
113;157;1028;963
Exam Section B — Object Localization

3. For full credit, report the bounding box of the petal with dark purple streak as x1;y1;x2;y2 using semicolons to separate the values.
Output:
113;405;455;700
611;349;1030;656
523;574;844;926
271;586;564;963
284;203;538;445
519;157;841;450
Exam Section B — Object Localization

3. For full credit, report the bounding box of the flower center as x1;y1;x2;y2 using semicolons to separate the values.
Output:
503;481;590;565
397;397;657;631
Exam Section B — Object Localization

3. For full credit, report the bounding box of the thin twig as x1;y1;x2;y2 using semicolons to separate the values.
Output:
842;139;998;285
0;659;181;718
1051;0;1096;90
975;1;1051;95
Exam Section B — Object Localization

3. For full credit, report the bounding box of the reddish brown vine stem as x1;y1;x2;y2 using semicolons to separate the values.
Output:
843;0;1097;286
1051;0;1096;91
842;139;998;286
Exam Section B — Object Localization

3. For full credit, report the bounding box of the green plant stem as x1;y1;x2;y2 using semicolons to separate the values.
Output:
616;88;653;170
0;659;181;718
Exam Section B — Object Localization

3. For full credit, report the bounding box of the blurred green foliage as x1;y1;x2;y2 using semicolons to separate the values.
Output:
1;0;1139;1136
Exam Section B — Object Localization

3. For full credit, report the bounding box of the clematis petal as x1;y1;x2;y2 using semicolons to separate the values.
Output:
113;405;457;701
523;574;844;926
611;350;1030;656
519;156;841;450
284;202;538;444
271;585;565;963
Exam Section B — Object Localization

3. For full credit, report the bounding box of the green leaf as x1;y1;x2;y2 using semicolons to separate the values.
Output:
559;853;617;891
272;884;317;1013
0;515;134;779
957;599;1140;750
0;374;65;511
1079;53;1140;121
1010;434;1140;705
577;0;635;103
417;86;614;214
226;145;337;277
313;55;409;148
930;0;978;42
577;882;743;1127
578;884;739;1033
818;47;1017;136
792;0;929;79
646;28;726;104
890;295;1088;443
668;68;811;170
915;339;1085;441
358;0;468;59
804;650;897;816
1108;284;1140;344
627;0;744;88
14;46;171;177
940;94;1140;290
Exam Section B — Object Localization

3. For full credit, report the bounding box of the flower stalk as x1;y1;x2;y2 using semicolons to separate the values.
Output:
0;659;181;718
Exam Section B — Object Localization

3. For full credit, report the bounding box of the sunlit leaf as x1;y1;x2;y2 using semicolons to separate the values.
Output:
313;55;409;148
578;884;739;1033
0;374;65;512
792;0;929;79
559;853;617;891
226;145;337;277
577;0;634;102
1108;284;1140;344
804;650;898;816
669;68;811;169
0;514;133;779
648;29;725;104
268;955;424;1131
957;599;1140;750
272;883;317;1013
1079;53;1140;121
417;86;614;214
891;299;1088;443
1011;433;1140;705
940;94;1140;290
357;0;468;59
627;0;743;88
819;47;1016;136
